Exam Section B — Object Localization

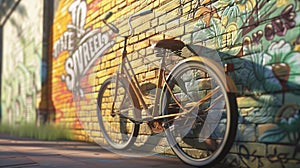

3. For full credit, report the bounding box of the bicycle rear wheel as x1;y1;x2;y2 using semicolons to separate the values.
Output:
161;58;238;167
97;77;140;150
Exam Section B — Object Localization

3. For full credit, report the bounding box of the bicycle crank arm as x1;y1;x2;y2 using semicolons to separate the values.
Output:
112;109;154;124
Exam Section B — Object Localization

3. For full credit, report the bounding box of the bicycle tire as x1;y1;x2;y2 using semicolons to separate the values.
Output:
161;57;238;167
97;77;140;150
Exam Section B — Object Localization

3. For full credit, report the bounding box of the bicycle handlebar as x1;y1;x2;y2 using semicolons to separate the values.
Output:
128;9;152;36
102;11;113;21
131;9;153;18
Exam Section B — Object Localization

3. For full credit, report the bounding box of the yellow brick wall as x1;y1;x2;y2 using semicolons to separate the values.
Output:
51;0;300;166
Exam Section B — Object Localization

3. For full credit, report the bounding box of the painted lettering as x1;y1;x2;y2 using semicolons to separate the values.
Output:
54;0;115;97
64;58;75;91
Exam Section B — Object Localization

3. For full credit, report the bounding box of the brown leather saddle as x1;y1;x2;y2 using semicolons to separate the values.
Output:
152;39;185;51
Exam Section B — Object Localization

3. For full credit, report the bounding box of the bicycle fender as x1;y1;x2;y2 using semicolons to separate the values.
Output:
165;56;237;93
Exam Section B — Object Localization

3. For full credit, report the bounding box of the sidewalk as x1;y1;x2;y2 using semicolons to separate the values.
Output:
0;134;194;168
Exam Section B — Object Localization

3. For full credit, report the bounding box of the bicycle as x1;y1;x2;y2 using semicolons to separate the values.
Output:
97;9;238;167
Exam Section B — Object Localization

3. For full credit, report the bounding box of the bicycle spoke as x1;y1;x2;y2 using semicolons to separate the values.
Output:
202;93;224;113
166;80;188;112
162;60;238;167
186;86;220;114
97;77;139;150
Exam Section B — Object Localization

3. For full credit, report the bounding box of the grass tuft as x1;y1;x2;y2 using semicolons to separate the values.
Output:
0;123;74;141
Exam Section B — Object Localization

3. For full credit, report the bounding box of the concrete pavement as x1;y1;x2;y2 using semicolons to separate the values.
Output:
0;134;195;168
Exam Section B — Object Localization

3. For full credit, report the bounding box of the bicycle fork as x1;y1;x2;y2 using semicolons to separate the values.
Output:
110;73;120;117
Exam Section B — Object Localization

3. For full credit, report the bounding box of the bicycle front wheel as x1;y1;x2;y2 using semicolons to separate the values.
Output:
97;77;140;150
161;58;238;167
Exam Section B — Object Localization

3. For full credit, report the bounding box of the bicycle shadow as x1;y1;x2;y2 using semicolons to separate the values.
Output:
128;42;300;157
168;43;300;158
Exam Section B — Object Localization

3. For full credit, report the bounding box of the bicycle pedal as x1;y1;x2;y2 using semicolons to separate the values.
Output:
148;121;164;134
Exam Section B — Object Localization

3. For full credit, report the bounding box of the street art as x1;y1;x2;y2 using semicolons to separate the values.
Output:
186;0;300;138
177;0;300;166
223;144;300;168
2;62;40;124
53;0;115;98
1;1;42;124
237;144;264;168
50;0;300;167
52;0;115;133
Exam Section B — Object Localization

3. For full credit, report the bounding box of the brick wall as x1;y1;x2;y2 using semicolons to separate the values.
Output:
51;0;300;167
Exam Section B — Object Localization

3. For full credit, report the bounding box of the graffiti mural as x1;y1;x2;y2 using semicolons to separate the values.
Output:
52;0;115;135
53;0;115;97
186;0;300;134
1;1;43;124
50;0;300;166
223;143;300;168
176;0;300;166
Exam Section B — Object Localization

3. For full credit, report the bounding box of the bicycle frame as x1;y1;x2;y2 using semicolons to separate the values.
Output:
111;36;207;123
112;36;167;120
105;10;235;124
98;10;238;166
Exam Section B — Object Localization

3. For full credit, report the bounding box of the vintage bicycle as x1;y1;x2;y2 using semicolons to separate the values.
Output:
97;9;238;167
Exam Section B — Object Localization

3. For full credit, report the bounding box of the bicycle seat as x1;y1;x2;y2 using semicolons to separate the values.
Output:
152;39;185;51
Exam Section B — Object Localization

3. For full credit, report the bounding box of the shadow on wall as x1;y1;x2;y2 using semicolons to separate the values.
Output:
47;0;300;165
101;0;300;163
195;41;300;159
185;0;300;157
112;38;300;158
